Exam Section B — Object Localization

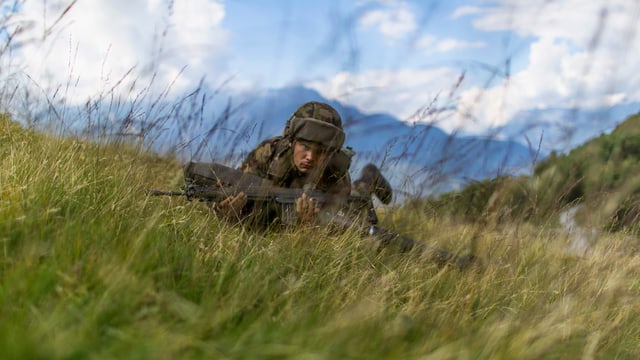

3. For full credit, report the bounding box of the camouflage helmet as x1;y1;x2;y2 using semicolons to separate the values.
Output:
283;101;345;150
293;101;342;128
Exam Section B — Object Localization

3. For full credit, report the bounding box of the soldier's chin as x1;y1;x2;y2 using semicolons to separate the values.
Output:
297;164;313;173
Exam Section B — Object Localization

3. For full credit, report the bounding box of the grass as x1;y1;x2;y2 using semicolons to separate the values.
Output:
2;114;640;359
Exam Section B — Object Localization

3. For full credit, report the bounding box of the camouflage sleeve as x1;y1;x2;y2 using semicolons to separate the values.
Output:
240;138;277;178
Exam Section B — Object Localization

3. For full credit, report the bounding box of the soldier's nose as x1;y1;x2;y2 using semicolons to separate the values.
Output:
305;150;315;160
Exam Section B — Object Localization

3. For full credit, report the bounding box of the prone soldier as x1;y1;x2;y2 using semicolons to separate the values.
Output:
207;101;477;269
216;101;355;225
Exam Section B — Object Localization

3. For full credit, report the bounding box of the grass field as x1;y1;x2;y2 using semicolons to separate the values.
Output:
2;115;640;359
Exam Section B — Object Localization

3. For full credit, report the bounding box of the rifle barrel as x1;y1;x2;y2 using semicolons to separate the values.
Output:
145;189;185;196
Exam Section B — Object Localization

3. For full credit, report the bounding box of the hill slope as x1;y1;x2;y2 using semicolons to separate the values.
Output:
2;114;640;358
424;112;640;233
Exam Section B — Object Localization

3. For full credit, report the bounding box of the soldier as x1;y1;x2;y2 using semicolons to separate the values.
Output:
217;101;373;225
206;101;476;268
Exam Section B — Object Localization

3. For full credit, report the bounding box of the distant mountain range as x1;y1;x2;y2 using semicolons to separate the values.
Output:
54;83;639;201
498;103;640;154
168;85;540;200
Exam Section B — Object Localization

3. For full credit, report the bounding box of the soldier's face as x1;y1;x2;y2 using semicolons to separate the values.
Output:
292;140;328;173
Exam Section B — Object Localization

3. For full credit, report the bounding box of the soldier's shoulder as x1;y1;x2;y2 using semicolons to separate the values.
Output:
329;146;356;174
249;136;284;162
242;136;288;173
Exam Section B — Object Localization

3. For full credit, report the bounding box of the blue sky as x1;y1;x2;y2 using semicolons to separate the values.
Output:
4;0;640;145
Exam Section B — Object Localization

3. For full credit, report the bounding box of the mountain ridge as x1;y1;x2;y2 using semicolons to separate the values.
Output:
215;85;539;198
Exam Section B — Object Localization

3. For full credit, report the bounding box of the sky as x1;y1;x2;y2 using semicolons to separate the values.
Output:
3;0;640;145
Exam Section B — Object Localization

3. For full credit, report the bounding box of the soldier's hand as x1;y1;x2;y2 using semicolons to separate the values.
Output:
296;193;319;224
216;192;248;218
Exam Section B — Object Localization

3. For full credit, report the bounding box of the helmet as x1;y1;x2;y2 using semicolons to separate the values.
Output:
283;101;345;151
292;101;342;128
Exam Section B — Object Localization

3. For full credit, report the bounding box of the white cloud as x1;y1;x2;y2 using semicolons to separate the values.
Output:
358;0;417;43
376;0;638;137
8;0;230;103
451;6;483;19
454;39;629;130
470;0;640;63
414;35;486;53
472;0;612;45
605;92;627;106
452;0;640;134
414;34;436;49
311;0;640;137
437;38;485;53
306;67;462;123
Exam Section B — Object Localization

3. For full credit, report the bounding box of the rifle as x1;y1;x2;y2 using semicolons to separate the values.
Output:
147;162;477;269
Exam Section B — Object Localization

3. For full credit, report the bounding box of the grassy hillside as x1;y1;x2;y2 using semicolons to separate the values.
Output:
2;114;640;359
425;112;640;234
534;112;640;232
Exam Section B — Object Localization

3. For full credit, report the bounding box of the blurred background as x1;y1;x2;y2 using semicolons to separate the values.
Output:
1;0;638;200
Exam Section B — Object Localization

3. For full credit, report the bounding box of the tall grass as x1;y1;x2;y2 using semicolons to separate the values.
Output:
1;116;639;359
2;2;640;358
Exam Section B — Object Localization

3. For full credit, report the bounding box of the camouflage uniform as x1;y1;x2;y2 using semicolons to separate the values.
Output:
209;104;478;269
241;101;351;196
235;101;353;227
240;136;351;196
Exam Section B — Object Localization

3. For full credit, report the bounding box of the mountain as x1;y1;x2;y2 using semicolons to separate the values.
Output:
498;102;640;153
175;85;538;199
29;83;538;200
